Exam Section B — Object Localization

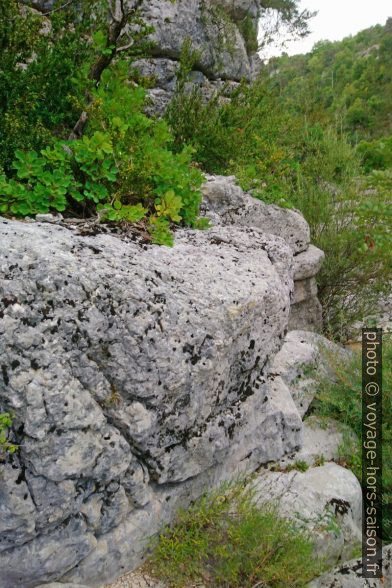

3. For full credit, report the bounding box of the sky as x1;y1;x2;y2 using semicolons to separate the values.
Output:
262;0;392;58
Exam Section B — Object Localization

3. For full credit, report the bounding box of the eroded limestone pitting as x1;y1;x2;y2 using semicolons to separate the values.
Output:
0;214;304;586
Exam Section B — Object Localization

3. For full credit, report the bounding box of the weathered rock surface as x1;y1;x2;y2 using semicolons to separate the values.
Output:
202;174;310;254
289;244;325;331
277;415;355;469
293;245;325;281
271;330;351;416
0;216;304;586
308;544;392;587
201;175;324;331
133;0;262;112
36;584;89;588
105;572;164;588
253;462;363;565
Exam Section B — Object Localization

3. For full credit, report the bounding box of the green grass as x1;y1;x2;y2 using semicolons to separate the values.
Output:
312;334;392;541
147;481;325;587
285;459;310;473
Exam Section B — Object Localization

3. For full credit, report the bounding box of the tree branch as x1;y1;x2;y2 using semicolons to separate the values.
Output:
40;0;76;16
68;0;145;140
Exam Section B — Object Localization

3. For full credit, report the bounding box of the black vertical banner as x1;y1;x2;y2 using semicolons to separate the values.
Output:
362;328;383;578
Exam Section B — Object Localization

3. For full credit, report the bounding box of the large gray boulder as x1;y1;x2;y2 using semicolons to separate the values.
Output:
277;415;357;470
253;462;363;565
0;217;303;586
202;174;310;254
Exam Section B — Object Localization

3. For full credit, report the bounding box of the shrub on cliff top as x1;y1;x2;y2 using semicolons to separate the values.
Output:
0;64;204;245
0;2;205;246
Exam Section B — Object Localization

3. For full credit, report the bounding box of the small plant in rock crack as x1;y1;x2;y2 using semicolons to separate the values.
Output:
285;460;309;473
313;454;326;467
0;412;18;459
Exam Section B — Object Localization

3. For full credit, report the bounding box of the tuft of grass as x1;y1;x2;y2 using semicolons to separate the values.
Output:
314;454;326;468
312;334;392;542
147;481;325;587
286;460;309;473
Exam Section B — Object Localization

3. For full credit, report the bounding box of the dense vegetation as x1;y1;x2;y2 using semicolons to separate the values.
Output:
148;481;325;587
0;0;205;246
267;19;392;142
166;23;392;340
313;335;392;543
0;1;390;338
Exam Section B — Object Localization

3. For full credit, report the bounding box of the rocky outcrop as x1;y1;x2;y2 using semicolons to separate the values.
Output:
0;212;301;586
202;175;324;331
253;462;362;565
0;173;328;586
133;0;262;113
251;412;362;566
27;0;263;115
290;245;325;331
271;329;351;416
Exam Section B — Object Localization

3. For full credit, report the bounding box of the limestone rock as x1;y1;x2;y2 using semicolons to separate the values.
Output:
289;295;323;332
140;0;260;82
36;584;89;588
0;517;97;588
293;245;325;281
271;330;351;416
202;174;310;254
308;544;392;587
0;217;302;585
292;277;318;305
278;415;356;469
253;463;363;565
104;570;165;588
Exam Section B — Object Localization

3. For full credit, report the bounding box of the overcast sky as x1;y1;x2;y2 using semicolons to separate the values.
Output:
263;0;392;58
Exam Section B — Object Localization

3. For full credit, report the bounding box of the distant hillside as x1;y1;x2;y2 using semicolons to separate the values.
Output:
265;18;392;142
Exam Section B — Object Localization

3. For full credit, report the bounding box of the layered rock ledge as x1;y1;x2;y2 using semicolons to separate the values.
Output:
0;176;326;585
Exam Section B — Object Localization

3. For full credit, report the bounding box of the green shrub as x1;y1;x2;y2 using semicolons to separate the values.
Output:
312;335;392;542
288;128;392;340
148;481;325;587
166;76;301;207
357;136;392;173
166;63;391;337
0;61;204;245
0;0;96;173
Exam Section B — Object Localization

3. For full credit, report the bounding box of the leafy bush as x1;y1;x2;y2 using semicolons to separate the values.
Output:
0;60;204;245
166;63;391;337
0;0;96;173
0;4;205;245
148;481;325;587
357;136;392;173
312;335;392;542
288;128;392;340
166;75;301;207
